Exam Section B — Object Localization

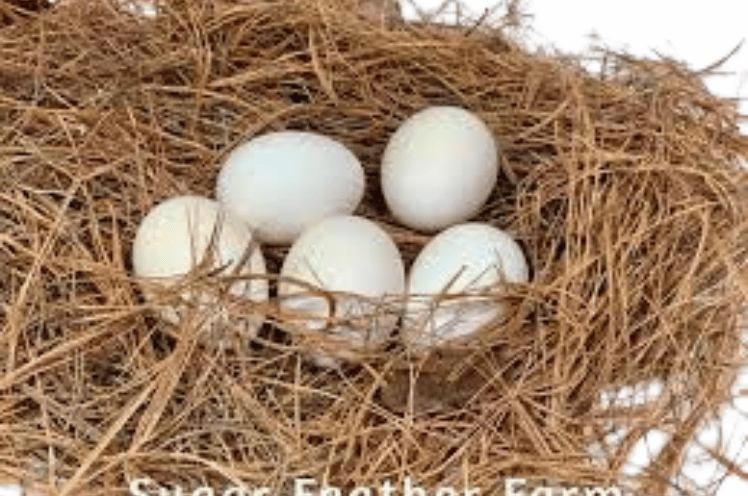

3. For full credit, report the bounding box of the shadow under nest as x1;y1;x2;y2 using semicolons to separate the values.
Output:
0;0;746;495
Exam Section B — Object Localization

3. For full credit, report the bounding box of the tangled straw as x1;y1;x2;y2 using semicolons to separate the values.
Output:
0;0;746;494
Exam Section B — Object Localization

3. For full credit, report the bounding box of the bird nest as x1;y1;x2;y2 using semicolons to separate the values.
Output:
0;0;747;495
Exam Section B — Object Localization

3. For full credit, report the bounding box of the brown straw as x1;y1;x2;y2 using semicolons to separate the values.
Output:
0;0;746;494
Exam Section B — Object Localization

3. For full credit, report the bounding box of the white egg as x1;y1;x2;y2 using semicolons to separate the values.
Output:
216;131;366;245
0;483;22;496
132;195;268;337
278;215;406;366
403;223;529;352
381;106;499;232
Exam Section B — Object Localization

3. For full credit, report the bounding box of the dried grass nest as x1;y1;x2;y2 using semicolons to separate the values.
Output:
1;0;747;495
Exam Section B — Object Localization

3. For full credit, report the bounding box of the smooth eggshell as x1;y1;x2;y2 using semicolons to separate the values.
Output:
0;483;22;496
132;195;268;337
278;215;406;366
403;223;529;352
216;131;365;244
381;106;499;232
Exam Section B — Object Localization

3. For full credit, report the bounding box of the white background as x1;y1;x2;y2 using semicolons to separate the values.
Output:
402;0;748;135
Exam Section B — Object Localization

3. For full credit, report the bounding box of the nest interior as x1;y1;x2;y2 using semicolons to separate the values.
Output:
0;0;747;495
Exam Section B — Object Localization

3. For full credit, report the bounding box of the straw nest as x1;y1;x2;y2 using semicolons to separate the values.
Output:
1;0;747;495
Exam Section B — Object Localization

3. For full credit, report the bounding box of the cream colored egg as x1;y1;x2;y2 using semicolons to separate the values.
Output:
381;106;499;232
278;215;406;366
403;223;528;353
0;483;22;496
132;195;268;337
216;131;365;245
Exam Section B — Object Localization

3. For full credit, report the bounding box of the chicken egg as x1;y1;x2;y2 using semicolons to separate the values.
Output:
0;483;22;496
381;106;499;232
132;195;268;337
278;215;406;366
216;131;365;245
403;223;529;353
